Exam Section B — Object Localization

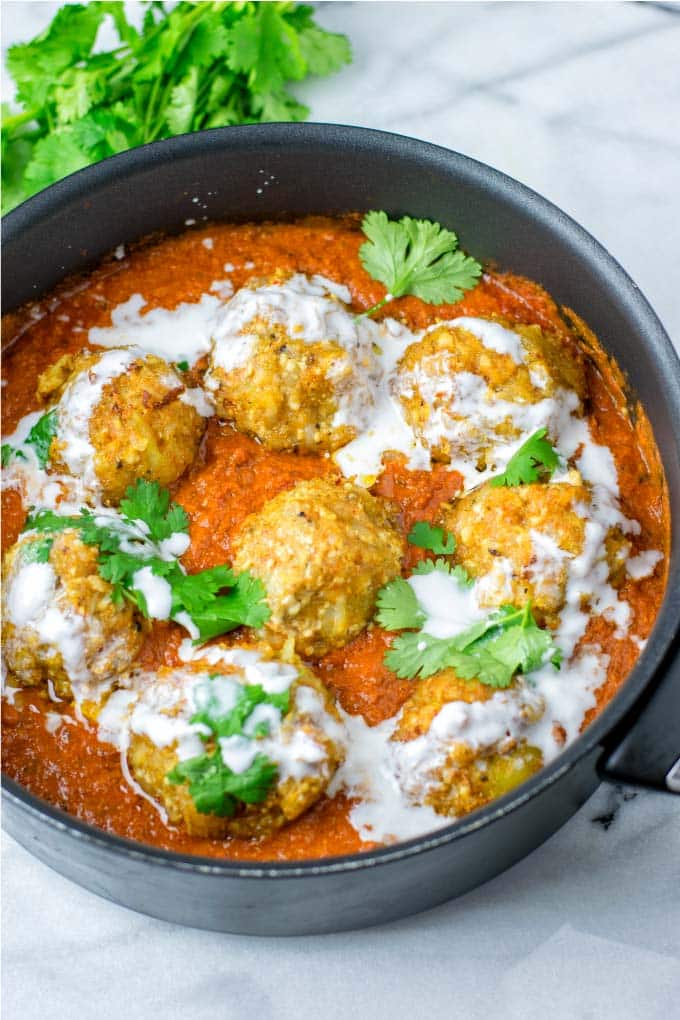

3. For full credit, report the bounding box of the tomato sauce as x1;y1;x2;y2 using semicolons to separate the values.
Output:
1;216;669;860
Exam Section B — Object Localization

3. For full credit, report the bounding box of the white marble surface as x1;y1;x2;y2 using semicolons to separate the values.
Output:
2;2;680;1018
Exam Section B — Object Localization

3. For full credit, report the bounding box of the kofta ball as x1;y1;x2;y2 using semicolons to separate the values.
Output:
2;529;144;704
393;318;586;467
231;477;404;658
205;272;382;452
37;347;207;504
121;647;345;838
391;669;545;818
437;474;630;628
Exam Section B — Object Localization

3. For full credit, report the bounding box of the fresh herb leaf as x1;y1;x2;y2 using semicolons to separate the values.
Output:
20;536;54;564
191;679;289;740
119;479;189;541
25;507;80;535
167;749;277;816
22;480;270;641
375;578;425;632
185;572;271;641
408;521;456;555
490;428;560;488
175;360;190;373
359;211;482;316
411;558;473;587
2;2;352;213
2;411;56;468
24;409;58;468
383;586;560;687
385;631;452;680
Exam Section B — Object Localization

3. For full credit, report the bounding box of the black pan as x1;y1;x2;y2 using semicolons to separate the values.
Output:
2;124;679;935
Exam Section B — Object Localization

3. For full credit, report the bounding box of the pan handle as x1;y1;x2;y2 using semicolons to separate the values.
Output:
599;639;680;792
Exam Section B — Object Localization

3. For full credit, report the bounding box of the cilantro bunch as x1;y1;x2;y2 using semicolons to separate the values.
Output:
2;1;352;213
358;211;482;317
23;479;270;641
376;519;561;687
167;675;289;815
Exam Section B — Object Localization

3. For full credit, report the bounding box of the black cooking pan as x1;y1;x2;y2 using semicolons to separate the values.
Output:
2;125;679;935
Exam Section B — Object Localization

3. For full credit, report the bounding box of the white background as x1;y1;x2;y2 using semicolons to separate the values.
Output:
2;3;679;1018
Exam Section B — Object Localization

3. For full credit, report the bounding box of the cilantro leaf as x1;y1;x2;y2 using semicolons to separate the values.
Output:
411;558;473;587
167;749;277;816
383;589;560;687
20;536;54;564
385;631;453;679
119;480;189;541
24;409;58;468
375;578;425;632
408;521;456;555
2;2;352;212
25;507;81;535
191;680;289;740
22;482;270;642
359;211;482;315
2;410;57;469
186;572;271;641
490;428;560;488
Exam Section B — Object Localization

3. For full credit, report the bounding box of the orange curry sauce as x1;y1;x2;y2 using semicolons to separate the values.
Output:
1;216;670;860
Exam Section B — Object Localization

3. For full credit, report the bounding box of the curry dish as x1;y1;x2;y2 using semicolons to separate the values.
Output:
1;215;669;860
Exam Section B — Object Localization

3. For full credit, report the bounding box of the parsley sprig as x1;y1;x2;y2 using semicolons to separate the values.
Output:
358;211;482;317
2;2;352;213
23;479;270;641
167;673;288;815
490;428;560;488
2;409;58;469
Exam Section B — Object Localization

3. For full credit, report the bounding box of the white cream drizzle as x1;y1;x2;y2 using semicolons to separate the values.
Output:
2;280;662;849
96;651;345;815
204;273;384;439
88;292;221;366
55;347;140;493
626;549;663;580
3;551;111;708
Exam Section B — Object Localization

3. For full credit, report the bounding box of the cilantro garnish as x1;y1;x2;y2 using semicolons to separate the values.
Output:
20;535;54;564
175;360;190;373
358;211;482;317
2;409;58;469
384;601;561;687
376;578;425;632
167;751;277;817
191;678;290;740
490;428;560;488
23;479;270;641
166;673;289;815
376;557;560;687
119;480;189;542
411;558;473;587
2;2;352;213
408;521;456;555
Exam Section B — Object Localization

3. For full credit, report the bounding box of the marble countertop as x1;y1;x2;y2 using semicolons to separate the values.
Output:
2;3;679;1018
